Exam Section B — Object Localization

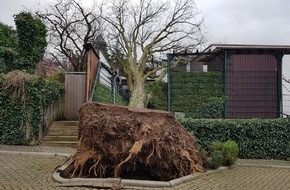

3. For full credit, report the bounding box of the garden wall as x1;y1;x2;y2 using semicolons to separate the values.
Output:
0;71;64;144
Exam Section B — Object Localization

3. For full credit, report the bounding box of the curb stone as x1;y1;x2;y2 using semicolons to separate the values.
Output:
0;150;72;158
3;149;288;189
53;157;235;188
121;179;171;188
237;163;290;169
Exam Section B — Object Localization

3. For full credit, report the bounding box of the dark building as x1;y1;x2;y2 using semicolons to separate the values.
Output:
198;44;290;119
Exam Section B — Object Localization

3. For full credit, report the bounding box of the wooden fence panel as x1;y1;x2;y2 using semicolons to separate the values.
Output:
65;72;86;120
86;48;99;101
39;97;65;141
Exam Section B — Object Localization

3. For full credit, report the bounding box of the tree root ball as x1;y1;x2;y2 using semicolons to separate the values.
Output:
70;102;206;181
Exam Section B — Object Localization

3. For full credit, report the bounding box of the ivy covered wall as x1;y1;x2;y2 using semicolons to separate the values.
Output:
0;71;64;144
146;71;225;118
171;71;225;118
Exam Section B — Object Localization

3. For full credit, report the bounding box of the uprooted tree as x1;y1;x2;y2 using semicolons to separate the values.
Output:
65;103;206;181
42;0;207;182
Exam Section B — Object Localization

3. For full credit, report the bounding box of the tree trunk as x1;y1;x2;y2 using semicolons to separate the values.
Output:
128;80;147;108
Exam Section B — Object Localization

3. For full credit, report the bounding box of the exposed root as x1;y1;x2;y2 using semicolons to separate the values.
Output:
114;153;132;178
70;102;206;180
72;150;95;177
88;154;102;176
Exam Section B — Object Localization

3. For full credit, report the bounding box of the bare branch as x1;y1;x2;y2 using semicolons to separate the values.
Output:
37;0;102;71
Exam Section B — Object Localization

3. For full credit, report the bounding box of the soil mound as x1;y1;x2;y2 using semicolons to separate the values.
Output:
69;102;205;181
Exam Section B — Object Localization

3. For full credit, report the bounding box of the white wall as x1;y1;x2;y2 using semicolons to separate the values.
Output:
98;51;112;88
282;55;290;116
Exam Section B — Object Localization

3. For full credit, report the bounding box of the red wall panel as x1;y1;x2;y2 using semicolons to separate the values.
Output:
226;54;278;118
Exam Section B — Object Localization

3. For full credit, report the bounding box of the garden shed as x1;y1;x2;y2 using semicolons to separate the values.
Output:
198;44;290;119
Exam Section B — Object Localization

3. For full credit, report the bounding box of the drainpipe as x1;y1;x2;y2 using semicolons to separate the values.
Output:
277;53;283;118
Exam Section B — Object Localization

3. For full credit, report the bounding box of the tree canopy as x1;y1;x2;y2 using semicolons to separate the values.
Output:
36;0;203;108
0;23;17;72
0;12;47;73
14;12;47;73
101;0;204;107
37;0;102;71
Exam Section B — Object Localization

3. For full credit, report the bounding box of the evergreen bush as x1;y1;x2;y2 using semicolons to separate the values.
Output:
222;140;239;166
181;118;290;159
209;150;223;169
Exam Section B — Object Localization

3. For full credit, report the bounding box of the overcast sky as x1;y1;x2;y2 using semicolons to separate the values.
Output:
1;0;289;46
197;0;290;46
1;0;290;91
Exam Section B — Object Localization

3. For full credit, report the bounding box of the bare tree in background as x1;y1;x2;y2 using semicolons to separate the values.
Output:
101;0;204;107
37;0;102;71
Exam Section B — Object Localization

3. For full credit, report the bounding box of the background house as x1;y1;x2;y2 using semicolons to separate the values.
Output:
197;44;290;119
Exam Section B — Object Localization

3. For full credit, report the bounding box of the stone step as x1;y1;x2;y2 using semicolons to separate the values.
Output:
53;121;79;126
47;128;78;132
41;141;77;147
45;132;78;137
41;120;79;147
49;125;78;129
43;135;78;141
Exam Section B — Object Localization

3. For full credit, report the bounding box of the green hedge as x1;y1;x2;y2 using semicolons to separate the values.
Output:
171;71;225;118
146;81;167;110
0;71;64;144
180;118;290;159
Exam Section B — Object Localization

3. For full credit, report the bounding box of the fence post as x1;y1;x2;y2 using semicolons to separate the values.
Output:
111;76;116;104
38;108;44;142
223;51;227;118
167;53;173;112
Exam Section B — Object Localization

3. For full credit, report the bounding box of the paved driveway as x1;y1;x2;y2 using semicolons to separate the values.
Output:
0;146;289;190
178;166;290;190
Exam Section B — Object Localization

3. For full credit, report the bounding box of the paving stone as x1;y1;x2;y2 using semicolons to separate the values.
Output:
0;145;75;155
0;145;289;190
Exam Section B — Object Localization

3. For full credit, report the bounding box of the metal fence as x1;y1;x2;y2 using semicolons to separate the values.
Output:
166;52;290;119
91;62;129;105
166;52;225;118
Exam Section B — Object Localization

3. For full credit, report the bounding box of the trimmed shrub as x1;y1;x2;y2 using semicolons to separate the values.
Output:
181;118;290;159
210;141;224;152
222;140;239;166
209;150;223;169
208;140;239;168
195;97;226;118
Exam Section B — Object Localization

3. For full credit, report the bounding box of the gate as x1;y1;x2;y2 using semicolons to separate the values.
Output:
64;72;86;120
